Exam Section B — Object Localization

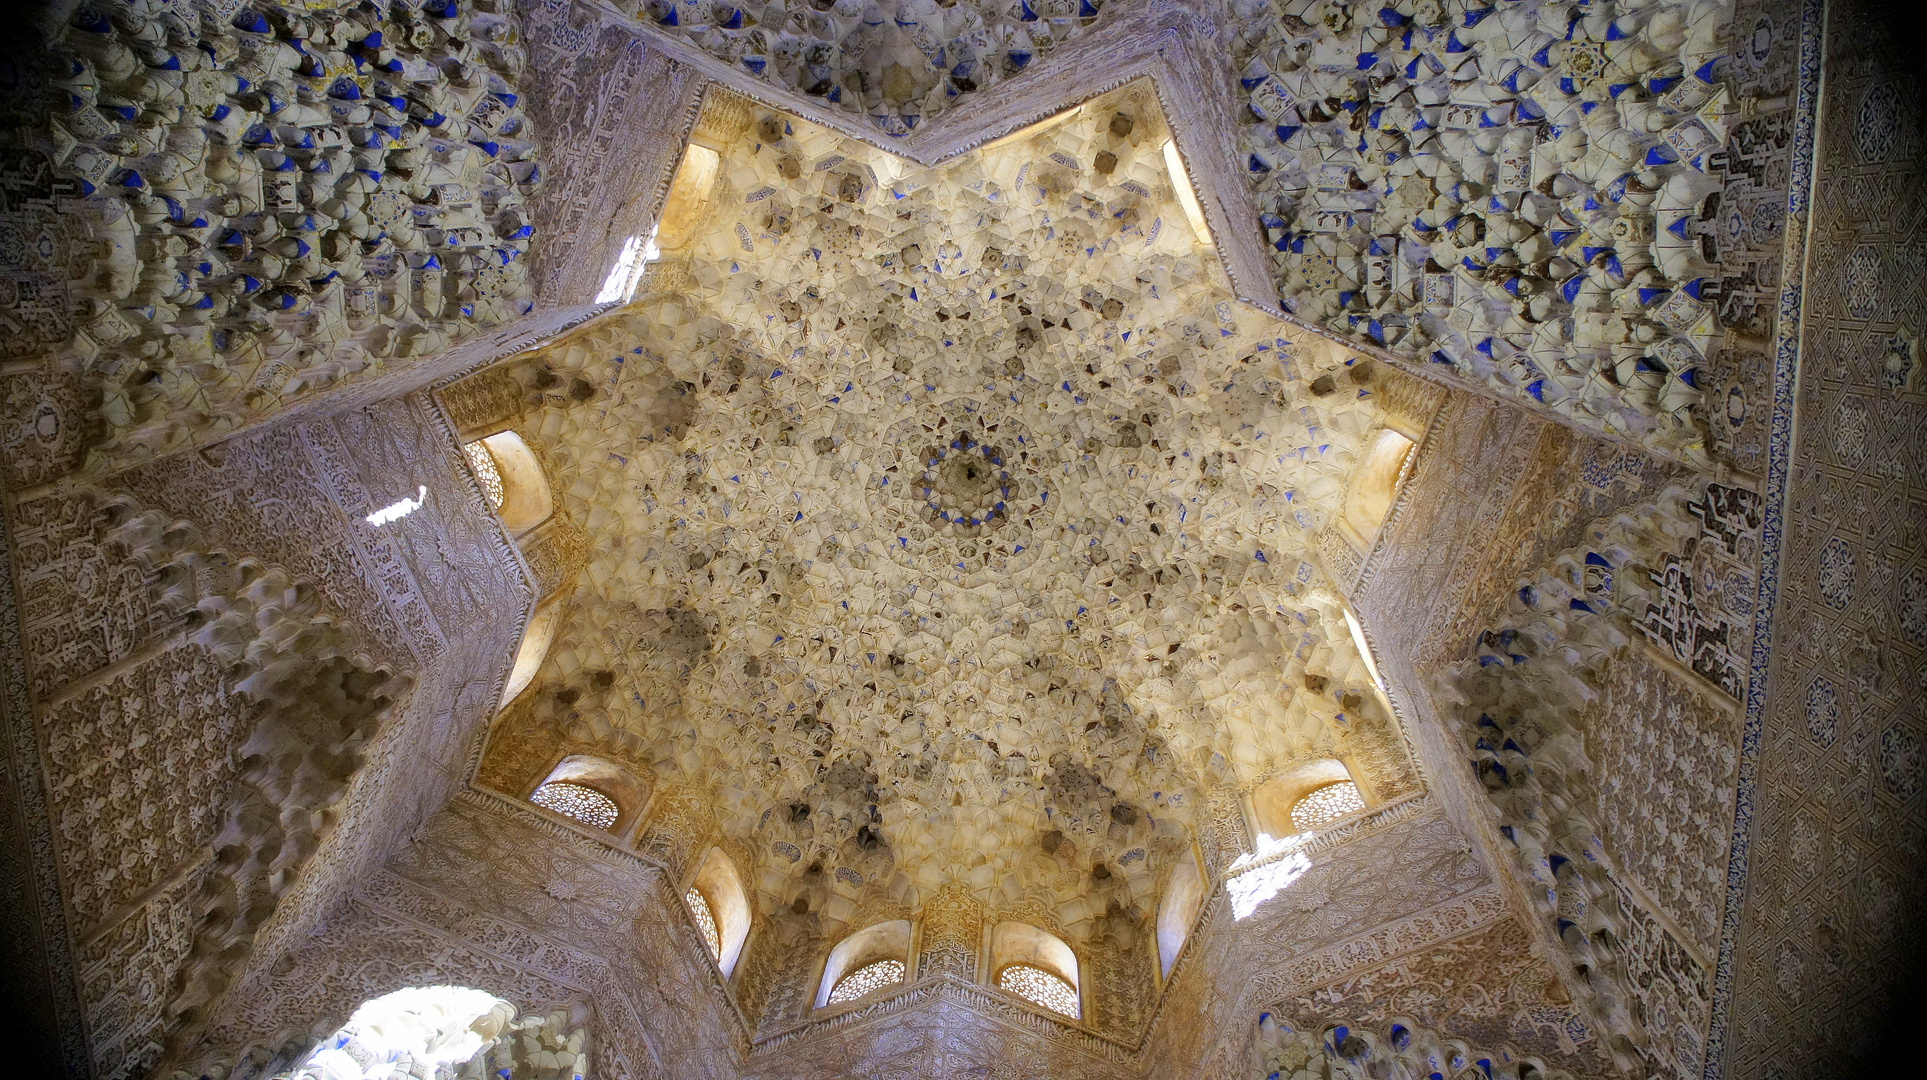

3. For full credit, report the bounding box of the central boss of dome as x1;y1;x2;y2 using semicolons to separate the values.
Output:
920;435;1013;530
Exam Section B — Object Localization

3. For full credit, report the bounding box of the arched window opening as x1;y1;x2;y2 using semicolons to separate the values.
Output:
277;986;586;1080
501;592;566;708
827;959;905;1005
1162;139;1213;247
1251;760;1370;843
688;846;751;976
1156;849;1206;978
596;142;722;304
529;782;619;829
1338;427;1417;547
998;963;1080;1018
988;921;1080;1020
526;755;652;837
686;886;721;959
462;430;553;536
1291;780;1366;833
814;919;912;1009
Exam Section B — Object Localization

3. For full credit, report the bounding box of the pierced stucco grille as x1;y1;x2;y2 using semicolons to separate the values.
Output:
464;441;506;510
1290;781;1365;833
687;887;721;959
827;959;904;1005
998;964;1078;1018
528;781;617;829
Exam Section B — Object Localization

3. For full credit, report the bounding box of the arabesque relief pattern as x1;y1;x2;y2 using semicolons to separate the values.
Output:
0;0;1906;1077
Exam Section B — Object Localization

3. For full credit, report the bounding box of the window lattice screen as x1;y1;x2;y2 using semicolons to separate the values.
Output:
687;887;721;960
464;440;506;509
998;964;1078;1018
827;959;904;1005
1290;780;1365;833
528;781;618;829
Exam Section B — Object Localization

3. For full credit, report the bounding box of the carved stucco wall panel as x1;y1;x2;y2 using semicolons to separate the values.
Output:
10;491;177;703
199;792;746;1080
1142;804;1609;1080
42;644;251;926
1268;915;1614;1076
1343;383;1732;1038
156;391;530;1056
741;989;1138;1080
1357;395;1687;673
199;898;590;1080
1583;649;1741;961
77;864;209;1080
376;792;739;1079
1;378;530;1077
1719;0;1927;1071
1365;437;1759;1076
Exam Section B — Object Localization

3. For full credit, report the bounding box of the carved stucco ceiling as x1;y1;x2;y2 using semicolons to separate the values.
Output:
494;83;1427;939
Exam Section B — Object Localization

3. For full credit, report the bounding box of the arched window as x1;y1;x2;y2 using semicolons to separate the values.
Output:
462;430;553;536
1290;780;1366;833
988;921;1080;1020
596;141;722;303
1251;759;1371;842
1338;427;1417;547
687;846;751;976
815;919;911;1009
827;959;904;1004
529;781;618;829
998;963;1079;1018
525;755;652;837
501;592;566;707
464;439;507;509
1156;849;1206;978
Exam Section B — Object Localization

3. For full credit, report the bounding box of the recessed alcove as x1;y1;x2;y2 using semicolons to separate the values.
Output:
815;920;913;1009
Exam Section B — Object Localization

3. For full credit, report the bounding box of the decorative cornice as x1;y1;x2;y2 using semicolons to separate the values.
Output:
744;973;1139;1065
1241;884;1511;1009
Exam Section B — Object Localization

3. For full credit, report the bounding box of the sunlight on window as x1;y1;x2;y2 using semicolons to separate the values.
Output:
999;964;1079;1018
687;886;721;960
826;959;904;1005
528;781;618;829
365;485;427;526
1291;781;1365;833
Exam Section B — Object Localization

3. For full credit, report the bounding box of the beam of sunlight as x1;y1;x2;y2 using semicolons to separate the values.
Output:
365;485;428;526
1228;849;1312;920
